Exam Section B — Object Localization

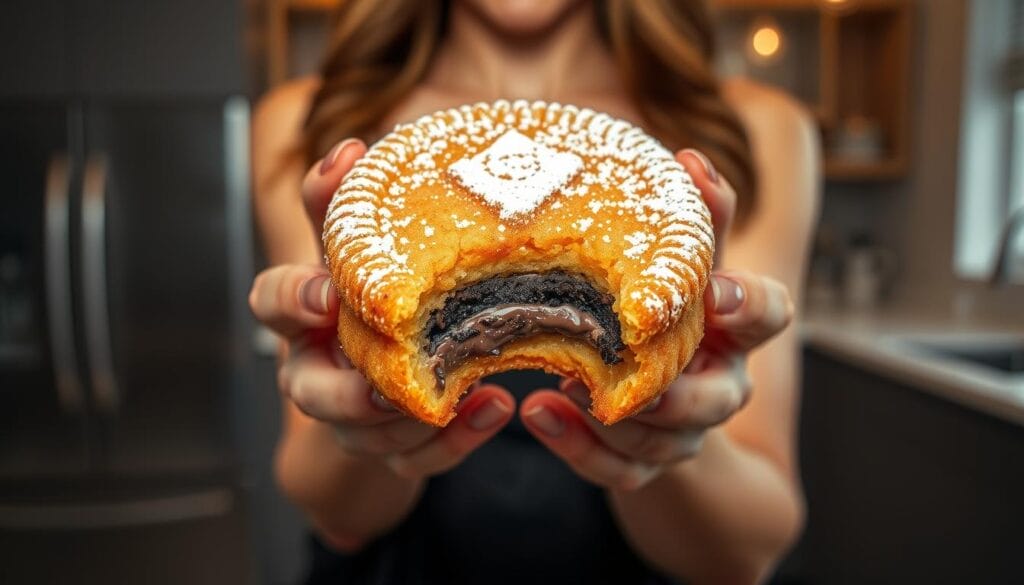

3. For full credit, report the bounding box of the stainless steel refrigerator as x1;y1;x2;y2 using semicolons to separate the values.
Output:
0;96;256;584
0;1;271;581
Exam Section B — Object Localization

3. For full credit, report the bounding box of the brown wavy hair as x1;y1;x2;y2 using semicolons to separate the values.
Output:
302;0;757;225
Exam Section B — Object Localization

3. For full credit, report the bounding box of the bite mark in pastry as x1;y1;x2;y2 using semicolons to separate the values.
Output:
324;100;714;426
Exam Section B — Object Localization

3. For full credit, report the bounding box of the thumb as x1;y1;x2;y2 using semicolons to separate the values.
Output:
302;138;368;229
677;149;735;268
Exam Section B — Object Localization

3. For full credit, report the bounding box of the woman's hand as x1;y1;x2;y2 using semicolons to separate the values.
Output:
249;139;515;481
520;149;794;491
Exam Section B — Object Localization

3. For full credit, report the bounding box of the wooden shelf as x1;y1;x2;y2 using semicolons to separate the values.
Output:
266;0;340;85
713;0;914;181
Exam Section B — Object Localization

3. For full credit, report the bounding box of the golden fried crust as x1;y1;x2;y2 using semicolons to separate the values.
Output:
325;100;713;426
338;294;704;426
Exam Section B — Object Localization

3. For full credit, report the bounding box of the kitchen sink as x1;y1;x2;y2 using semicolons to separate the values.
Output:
916;343;1024;373
898;335;1024;375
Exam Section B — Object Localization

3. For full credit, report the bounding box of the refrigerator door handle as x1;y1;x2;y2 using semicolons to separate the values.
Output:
44;154;85;414
81;154;120;415
224;96;254;359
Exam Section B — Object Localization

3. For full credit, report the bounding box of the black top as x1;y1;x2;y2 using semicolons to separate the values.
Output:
304;371;678;585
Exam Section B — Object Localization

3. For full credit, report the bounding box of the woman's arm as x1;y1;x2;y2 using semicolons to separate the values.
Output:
607;85;820;583
518;84;819;583
251;80;515;549
251;79;426;549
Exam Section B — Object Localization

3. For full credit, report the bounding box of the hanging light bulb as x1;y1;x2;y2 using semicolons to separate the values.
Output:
747;16;785;64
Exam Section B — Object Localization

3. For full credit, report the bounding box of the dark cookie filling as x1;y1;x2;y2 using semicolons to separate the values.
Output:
424;271;626;388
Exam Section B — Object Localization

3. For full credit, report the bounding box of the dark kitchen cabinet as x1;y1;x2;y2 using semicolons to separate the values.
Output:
0;486;252;585
792;347;1024;584
1;0;247;98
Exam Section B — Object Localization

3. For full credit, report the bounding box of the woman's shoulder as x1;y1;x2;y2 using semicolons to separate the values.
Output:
721;77;816;145
720;77;820;245
256;76;321;119
253;76;322;150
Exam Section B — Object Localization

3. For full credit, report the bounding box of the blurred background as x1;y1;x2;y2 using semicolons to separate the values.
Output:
0;0;1021;583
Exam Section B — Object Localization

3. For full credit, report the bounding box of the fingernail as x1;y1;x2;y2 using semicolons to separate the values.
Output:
370;388;396;412
684;149;719;185
468;399;510;431
711;275;744;314
319;139;356;176
683;350;710;373
565;383;591;408
300;275;332;314
524;405;564;437
456;381;480;410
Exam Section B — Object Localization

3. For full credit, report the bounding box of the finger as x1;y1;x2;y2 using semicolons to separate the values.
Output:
385;385;515;479
585;417;704;466
302;138;367;230
249;264;339;338
682;347;714;374
704;270;795;352
333;416;437;457
280;344;403;426
677;149;736;267
520;391;662;492
558;376;663;419
633;357;751;430
559;380;703;465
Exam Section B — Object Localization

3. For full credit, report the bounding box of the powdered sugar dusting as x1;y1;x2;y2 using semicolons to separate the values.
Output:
449;129;582;220
624;230;655;258
574;217;594;232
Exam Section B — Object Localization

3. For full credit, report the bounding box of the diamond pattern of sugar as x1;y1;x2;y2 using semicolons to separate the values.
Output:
448;129;583;220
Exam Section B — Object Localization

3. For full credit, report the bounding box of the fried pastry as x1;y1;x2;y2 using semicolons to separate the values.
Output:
324;100;713;426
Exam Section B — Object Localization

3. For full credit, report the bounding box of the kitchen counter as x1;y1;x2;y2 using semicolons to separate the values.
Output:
802;291;1024;426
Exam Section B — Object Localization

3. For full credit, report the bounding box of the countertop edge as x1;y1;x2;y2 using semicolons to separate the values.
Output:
802;318;1024;427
